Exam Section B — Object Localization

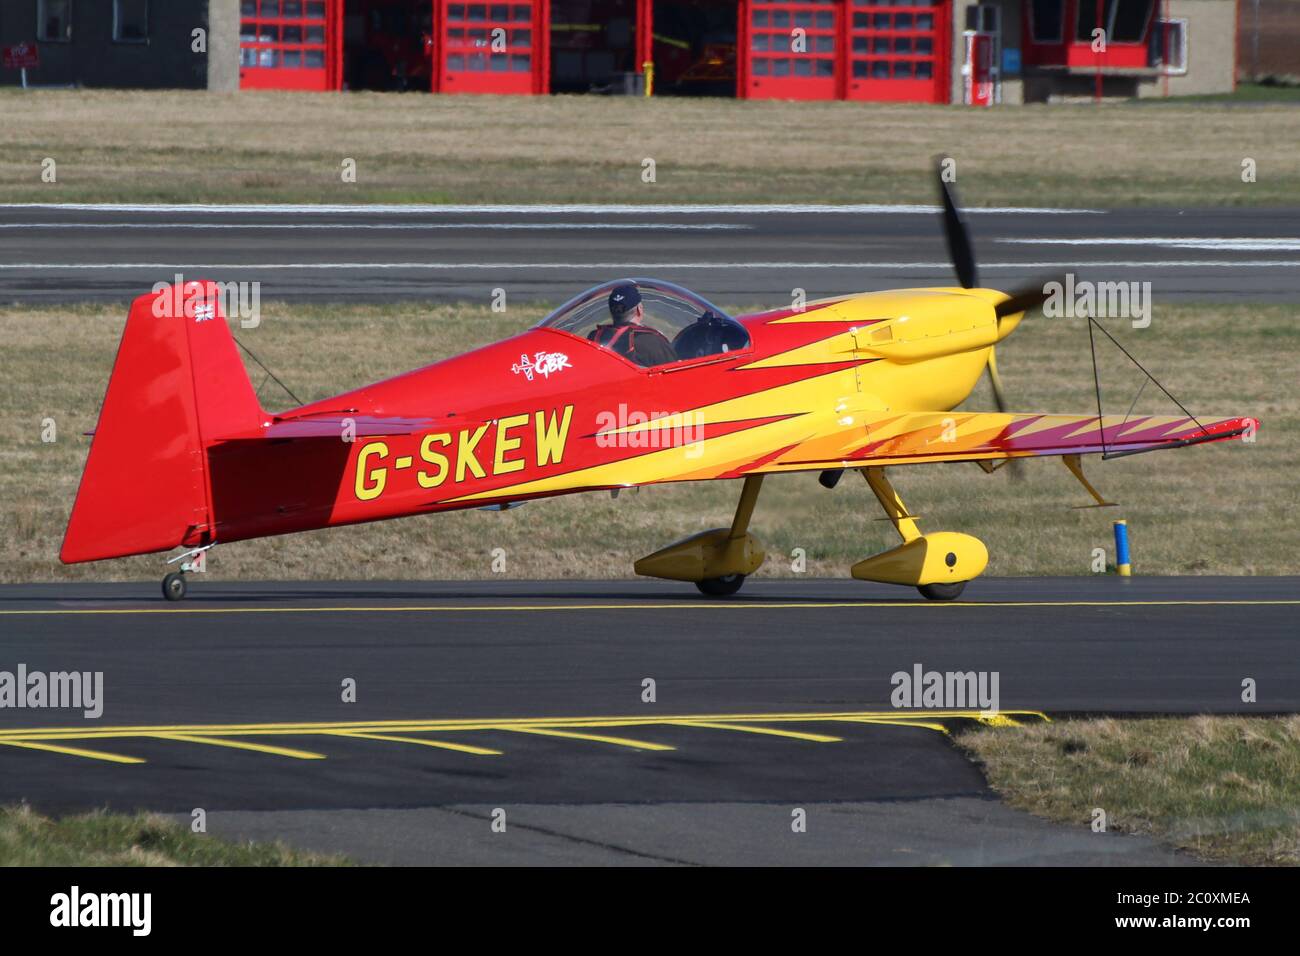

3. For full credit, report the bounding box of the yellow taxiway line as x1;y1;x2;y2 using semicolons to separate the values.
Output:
0;709;1051;740
0;709;1048;764
492;726;677;751
324;730;502;756
664;719;843;742
0;738;145;764
147;732;327;760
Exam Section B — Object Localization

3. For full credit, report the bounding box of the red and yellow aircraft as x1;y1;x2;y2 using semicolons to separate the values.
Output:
62;178;1257;600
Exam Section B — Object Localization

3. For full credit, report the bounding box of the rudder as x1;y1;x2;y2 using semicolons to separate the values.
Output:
61;281;264;563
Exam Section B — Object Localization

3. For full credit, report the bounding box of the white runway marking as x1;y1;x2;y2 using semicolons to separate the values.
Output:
0;202;1104;216
0;222;748;232
3;260;1297;271
1002;237;1300;252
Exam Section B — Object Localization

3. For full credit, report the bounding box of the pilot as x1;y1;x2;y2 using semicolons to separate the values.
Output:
588;284;678;368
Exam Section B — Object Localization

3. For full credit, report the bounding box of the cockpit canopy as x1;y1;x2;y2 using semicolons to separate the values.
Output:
537;279;750;367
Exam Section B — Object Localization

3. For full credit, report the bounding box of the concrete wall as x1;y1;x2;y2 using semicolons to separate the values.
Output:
0;0;210;88
949;1;965;104
207;0;240;92
1137;0;1237;96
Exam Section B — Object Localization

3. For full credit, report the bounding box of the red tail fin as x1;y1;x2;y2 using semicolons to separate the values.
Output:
61;282;264;563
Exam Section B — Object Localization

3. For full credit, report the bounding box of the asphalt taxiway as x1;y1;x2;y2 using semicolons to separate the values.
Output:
1;577;1294;865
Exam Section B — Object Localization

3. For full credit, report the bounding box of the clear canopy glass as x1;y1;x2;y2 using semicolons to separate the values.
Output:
537;278;750;365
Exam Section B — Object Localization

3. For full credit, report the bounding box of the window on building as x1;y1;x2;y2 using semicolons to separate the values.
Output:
749;2;837;83
1076;0;1154;44
1029;0;1065;43
114;0;150;43
1149;17;1188;74
965;4;1000;32
241;0;329;71
37;0;73;42
849;1;943;88
1076;0;1108;41
1111;0;1154;42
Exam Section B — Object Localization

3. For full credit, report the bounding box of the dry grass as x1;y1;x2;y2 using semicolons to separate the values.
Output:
0;297;1292;583
1;88;1297;206
0;804;345;866
959;716;1300;865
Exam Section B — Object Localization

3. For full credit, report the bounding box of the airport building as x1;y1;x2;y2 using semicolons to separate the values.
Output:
0;0;1251;102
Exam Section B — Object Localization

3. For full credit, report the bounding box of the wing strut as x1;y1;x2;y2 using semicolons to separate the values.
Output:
1086;316;1210;459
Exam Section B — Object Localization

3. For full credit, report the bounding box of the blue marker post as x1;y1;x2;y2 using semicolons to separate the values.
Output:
1114;520;1132;577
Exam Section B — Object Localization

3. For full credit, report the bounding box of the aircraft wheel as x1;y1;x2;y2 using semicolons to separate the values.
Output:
162;572;187;602
917;581;966;601
696;574;746;597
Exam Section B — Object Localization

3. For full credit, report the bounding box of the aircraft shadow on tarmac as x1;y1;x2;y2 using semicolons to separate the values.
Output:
0;585;950;606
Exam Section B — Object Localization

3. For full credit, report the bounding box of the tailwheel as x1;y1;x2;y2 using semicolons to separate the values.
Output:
696;574;746;597
917;581;966;601
161;572;187;602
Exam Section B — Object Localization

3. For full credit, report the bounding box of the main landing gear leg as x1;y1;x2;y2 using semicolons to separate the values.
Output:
696;474;764;597
633;475;767;597
853;467;986;601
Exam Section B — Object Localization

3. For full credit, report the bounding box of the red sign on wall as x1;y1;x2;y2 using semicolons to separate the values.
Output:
3;42;40;70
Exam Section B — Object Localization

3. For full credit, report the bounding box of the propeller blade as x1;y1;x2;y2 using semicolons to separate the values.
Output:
938;163;978;289
994;277;1067;319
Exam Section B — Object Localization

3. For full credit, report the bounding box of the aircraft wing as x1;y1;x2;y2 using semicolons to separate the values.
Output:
823;411;1257;468
429;410;1257;509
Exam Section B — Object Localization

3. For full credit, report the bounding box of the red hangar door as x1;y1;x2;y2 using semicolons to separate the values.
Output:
740;0;839;100
738;0;950;103
435;1;550;94
239;0;343;91
845;0;949;103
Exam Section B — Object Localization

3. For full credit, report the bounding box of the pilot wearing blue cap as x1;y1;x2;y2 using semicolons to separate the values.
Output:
588;283;678;368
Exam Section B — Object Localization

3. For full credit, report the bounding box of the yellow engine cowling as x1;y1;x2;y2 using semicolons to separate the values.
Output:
819;290;1005;413
634;529;766;582
851;531;988;586
817;289;1001;360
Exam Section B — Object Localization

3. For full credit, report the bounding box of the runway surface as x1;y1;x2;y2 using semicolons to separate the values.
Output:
2;203;1298;304
1;577;1295;865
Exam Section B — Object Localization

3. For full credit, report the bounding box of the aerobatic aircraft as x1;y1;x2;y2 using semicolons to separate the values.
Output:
62;174;1257;600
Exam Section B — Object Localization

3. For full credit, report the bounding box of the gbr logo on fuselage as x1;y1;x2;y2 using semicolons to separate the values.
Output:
353;405;574;503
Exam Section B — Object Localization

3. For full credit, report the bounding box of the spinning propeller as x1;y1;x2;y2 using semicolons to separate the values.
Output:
937;162;1059;415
